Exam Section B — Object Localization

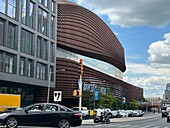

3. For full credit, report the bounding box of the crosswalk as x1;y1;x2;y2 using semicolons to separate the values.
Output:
84;123;170;128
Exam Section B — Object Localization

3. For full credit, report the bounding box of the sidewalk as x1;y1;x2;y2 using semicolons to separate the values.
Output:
82;113;160;125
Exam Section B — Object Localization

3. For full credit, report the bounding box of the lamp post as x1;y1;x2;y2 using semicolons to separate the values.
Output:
47;69;65;103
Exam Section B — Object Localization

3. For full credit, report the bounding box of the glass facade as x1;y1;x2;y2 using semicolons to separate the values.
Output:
0;0;57;104
0;0;16;19
0;18;5;46
20;29;33;55
0;51;3;71
36;37;47;60
7;0;16;18
57;48;123;80
27;59;33;77
38;8;48;35
51;16;54;39
7;23;16;49
21;0;35;28
50;42;54;62
0;0;6;14
19;57;25;76
36;62;46;80
5;53;15;73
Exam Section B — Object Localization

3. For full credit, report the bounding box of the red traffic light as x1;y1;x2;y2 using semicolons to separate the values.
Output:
80;59;83;63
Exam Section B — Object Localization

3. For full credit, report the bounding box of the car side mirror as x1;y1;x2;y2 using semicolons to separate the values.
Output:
25;108;28;114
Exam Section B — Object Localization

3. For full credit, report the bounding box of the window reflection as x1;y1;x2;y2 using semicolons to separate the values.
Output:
57;48;123;80
7;23;16;49
7;0;16;18
0;0;6;14
0;18;5;46
5;53;14;73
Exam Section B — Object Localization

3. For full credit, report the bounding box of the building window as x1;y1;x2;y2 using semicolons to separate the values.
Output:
36;37;47;60
0;0;6;14
0;52;3;71
29;1;34;28
39;0;48;8
21;0;34;28
51;0;55;13
5;53;14;73
42;39;47;60
27;59;33;77
36;62;46;80
50;16;54;39
21;0;26;24
50;66;54;81
50;42;54;62
0;18;5;46
37;37;41;58
20;29;33;55
7;0;16;18
7;23;16;49
38;8;47;35
19;57;25;76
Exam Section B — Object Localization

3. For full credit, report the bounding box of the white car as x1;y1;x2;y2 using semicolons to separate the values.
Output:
118;110;128;117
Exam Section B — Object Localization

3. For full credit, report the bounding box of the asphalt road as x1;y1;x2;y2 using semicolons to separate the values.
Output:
79;113;170;128
0;113;169;128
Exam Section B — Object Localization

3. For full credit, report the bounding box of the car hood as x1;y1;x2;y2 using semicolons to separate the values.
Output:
0;110;22;115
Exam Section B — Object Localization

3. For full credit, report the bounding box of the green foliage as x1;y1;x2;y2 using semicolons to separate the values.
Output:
82;88;116;109
129;99;140;110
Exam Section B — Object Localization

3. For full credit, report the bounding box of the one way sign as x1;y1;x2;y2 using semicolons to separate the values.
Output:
54;91;62;102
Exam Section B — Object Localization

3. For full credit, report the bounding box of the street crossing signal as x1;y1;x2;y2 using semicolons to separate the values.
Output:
79;59;83;75
73;90;82;97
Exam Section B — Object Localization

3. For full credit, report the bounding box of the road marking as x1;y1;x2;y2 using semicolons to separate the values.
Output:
140;125;152;128
117;124;131;127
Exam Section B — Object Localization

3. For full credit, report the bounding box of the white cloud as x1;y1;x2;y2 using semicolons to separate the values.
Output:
148;33;170;65
73;0;170;27
123;33;170;98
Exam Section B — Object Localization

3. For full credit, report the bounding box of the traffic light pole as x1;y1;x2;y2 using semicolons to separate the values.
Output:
79;75;82;111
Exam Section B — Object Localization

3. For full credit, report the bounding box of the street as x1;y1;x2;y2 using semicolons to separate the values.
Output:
1;113;170;128
80;113;170;128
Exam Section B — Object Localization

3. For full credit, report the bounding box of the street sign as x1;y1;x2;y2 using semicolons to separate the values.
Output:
94;91;98;100
78;80;82;90
54;91;62;102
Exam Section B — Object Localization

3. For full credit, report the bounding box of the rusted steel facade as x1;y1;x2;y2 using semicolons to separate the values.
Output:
53;0;143;107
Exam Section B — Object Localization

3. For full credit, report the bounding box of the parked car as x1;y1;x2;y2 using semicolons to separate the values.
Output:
72;107;90;119
125;110;134;117
118;110;128;117
133;110;142;117
0;103;82;128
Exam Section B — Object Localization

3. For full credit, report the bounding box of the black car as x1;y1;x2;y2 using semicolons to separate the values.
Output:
0;103;82;128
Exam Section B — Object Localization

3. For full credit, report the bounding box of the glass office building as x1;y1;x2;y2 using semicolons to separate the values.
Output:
0;0;57;107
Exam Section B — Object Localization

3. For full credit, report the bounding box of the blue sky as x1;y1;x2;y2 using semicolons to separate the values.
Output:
68;0;170;98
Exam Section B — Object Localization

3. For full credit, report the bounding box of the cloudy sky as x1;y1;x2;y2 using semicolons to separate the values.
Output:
69;0;170;99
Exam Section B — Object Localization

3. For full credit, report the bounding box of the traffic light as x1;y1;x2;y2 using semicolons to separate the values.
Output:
79;59;83;75
73;90;82;97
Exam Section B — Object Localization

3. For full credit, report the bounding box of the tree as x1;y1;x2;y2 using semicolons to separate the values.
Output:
129;99;140;110
95;89;116;108
82;88;116;109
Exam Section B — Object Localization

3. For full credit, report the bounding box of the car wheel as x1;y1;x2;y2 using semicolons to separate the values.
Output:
58;119;70;128
5;116;18;128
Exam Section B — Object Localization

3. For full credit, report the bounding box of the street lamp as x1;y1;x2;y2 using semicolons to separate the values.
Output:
47;69;65;103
